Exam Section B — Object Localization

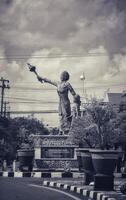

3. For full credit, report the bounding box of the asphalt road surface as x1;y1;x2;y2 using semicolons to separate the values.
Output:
0;178;89;200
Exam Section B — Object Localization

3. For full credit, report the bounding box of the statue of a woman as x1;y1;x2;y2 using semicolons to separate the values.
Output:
37;71;76;134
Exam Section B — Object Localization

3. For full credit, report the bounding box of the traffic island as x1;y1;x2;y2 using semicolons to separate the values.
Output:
0;171;126;199
42;180;126;200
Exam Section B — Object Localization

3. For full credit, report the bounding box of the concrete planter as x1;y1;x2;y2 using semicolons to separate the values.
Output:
76;148;94;185
90;149;119;191
17;149;34;171
76;148;84;172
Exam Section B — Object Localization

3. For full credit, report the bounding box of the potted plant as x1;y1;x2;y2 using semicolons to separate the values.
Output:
113;109;126;176
69;98;121;190
85;99;121;191
69;113;95;185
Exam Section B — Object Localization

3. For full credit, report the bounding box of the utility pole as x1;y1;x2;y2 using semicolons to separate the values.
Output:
3;101;9;118
0;77;10;117
7;104;11;118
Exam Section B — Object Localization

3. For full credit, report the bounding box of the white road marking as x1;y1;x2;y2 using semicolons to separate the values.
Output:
29;184;82;200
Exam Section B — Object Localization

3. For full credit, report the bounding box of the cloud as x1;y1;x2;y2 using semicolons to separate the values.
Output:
25;45;126;87
0;0;126;125
0;0;126;56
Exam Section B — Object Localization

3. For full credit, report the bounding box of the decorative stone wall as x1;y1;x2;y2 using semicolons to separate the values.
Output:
35;159;78;170
33;135;75;147
33;135;78;170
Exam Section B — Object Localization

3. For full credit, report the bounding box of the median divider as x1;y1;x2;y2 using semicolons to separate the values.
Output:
0;171;125;200
42;180;117;200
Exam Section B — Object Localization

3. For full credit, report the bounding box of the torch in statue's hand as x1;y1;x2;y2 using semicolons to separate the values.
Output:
27;63;37;75
27;63;44;83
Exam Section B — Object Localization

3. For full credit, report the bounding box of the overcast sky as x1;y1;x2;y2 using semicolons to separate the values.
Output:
0;0;126;126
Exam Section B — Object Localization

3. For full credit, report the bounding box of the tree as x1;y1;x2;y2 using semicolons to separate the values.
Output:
49;127;59;135
13;117;49;146
0;116;49;164
69;99;119;149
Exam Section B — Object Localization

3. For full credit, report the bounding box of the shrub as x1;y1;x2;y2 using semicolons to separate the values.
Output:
69;99;120;149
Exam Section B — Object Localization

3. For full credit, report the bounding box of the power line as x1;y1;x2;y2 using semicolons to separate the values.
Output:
0;52;124;60
5;96;44;101
14;81;126;84
10;110;58;114
4;96;58;102
9;102;123;115
9;101;58;104
10;83;126;91
11;86;57;91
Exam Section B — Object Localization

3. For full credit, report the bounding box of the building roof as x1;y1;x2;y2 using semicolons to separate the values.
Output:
107;93;126;105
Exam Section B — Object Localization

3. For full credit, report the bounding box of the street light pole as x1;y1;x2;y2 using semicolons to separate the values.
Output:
80;72;85;97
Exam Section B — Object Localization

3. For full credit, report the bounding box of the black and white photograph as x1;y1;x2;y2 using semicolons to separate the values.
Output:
0;0;126;199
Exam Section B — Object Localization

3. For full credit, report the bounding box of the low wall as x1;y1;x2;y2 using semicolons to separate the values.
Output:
33;135;79;171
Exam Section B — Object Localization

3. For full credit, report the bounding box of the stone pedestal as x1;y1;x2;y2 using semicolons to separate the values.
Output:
33;135;78;171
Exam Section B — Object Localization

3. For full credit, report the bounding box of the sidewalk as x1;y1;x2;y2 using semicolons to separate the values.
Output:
42;175;126;200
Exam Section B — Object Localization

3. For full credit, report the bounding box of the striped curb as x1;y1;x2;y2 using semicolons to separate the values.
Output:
0;172;124;200
0;171;84;178
42;180;118;200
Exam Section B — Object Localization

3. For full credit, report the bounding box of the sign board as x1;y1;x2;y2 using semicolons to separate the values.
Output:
41;147;74;158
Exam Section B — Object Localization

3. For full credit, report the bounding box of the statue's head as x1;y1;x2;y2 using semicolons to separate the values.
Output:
60;71;70;81
73;94;81;104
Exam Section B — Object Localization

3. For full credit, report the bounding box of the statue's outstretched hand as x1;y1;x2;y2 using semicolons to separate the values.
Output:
37;75;43;83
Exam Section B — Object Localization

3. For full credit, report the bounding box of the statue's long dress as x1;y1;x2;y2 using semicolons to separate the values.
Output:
42;78;76;133
57;82;76;132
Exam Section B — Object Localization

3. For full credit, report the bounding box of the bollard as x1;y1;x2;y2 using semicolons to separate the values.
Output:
13;160;16;172
3;160;7;171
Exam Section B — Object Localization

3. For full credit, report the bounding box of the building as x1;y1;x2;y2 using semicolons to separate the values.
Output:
105;92;126;112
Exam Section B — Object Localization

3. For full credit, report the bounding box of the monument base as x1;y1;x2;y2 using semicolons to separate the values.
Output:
33;135;78;171
35;159;78;171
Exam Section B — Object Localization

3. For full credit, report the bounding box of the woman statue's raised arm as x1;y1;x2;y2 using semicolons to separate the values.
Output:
37;75;58;87
27;63;58;87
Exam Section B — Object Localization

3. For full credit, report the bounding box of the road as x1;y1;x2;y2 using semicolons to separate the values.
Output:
0;178;88;200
